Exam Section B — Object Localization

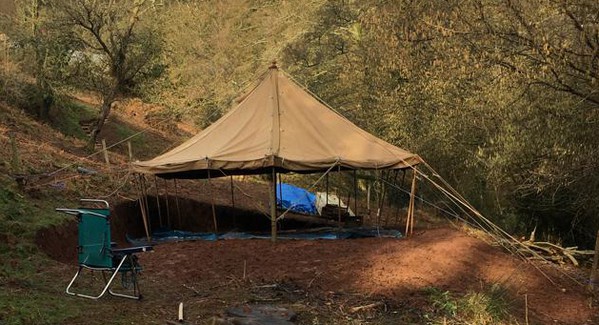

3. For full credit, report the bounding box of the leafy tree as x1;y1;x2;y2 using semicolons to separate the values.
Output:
51;0;164;148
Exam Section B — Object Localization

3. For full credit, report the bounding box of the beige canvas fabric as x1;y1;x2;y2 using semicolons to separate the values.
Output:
132;66;421;178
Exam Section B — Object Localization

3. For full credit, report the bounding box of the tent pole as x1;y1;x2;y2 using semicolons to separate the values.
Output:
208;170;218;233
405;170;417;236
136;174;151;242
174;179;182;229
230;176;236;228
230;176;235;208
154;176;163;228
277;173;283;209
353;170;358;217
140;175;152;237
164;178;171;228
337;164;342;228
325;173;329;205
269;168;277;242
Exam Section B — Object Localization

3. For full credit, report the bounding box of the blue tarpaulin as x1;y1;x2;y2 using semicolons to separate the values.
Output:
276;183;317;215
129;227;403;244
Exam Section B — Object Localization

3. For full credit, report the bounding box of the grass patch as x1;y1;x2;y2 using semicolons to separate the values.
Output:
423;285;514;325
113;122;145;149
49;98;97;140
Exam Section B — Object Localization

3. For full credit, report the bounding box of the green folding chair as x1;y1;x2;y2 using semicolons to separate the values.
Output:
56;199;153;300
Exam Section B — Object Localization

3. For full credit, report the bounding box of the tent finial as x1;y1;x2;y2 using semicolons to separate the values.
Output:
269;60;278;69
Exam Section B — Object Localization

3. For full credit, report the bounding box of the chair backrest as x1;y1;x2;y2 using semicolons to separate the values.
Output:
77;208;112;268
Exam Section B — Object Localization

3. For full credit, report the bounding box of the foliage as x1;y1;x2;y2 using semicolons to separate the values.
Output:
2;0;599;248
424;285;513;325
282;0;599;248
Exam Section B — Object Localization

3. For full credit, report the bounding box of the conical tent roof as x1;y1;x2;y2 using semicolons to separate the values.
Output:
133;65;421;179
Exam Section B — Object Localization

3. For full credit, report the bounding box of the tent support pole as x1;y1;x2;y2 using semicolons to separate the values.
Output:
208;170;218;233
174;179;181;229
325;173;329;205
136;174;151;242
230;176;235;208
141;175;152;238
164;178;171;228
269;168;277;242
353;170;358;217
278;173;283;209
405;170;417;236
230;176;236;228
337;164;342;228
154;176;163;228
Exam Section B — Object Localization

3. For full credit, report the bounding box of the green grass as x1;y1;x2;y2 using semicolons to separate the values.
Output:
0;180;86;325
423;285;514;325
113;122;146;149
49;98;97;140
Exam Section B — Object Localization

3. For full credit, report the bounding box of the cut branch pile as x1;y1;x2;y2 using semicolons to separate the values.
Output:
519;240;595;266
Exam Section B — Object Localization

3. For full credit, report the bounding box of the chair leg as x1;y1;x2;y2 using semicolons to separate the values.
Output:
107;254;143;300
65;256;128;300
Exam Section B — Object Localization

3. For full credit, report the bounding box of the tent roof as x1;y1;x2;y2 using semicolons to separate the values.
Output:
132;65;421;179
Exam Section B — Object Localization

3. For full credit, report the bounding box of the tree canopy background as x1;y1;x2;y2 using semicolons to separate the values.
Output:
1;0;597;248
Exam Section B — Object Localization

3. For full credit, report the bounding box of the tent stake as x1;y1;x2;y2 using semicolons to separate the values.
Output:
269;168;277;242
208;170;218;233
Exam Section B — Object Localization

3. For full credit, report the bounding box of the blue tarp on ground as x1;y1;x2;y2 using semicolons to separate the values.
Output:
276;183;317;215
129;227;402;244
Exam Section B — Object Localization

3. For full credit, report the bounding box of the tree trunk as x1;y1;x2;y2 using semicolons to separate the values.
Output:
88;92;115;150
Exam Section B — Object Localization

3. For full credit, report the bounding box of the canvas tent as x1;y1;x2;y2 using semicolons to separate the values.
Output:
133;63;421;240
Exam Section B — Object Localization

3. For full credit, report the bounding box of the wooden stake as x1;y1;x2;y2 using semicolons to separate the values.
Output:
524;294;529;325
127;140;133;161
208;170;218;233
269;168;277;242
589;229;599;291
178;302;184;322
101;139;110;165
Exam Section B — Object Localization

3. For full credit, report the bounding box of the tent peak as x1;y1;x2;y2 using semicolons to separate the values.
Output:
269;60;278;70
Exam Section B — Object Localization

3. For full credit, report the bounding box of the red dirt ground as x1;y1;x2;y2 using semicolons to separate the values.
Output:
137;227;596;324
38;220;598;324
27;102;598;324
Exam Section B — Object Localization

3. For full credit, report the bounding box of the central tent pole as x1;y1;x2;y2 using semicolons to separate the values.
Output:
269;168;277;242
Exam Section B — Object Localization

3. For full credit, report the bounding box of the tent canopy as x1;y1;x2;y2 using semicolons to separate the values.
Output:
132;64;421;179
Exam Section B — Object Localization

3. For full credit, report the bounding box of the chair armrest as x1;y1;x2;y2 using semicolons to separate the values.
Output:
55;208;108;219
